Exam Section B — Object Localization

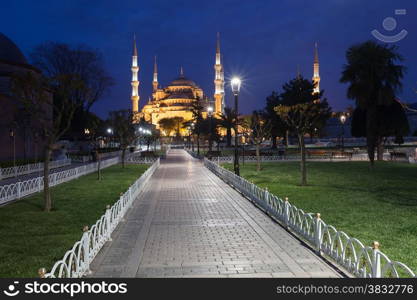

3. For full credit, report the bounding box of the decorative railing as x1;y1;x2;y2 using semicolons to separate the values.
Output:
39;158;160;278
0;157;119;206
125;155;159;164
203;158;416;278
204;154;397;163
0;159;71;180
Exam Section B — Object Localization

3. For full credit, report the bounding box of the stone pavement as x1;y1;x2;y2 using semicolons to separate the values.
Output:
90;149;342;278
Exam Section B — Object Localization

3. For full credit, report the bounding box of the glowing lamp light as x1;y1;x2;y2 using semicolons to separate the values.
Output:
231;77;241;96
340;114;347;124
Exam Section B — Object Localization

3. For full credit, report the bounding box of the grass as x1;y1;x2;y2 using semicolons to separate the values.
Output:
0;164;149;278
224;161;417;272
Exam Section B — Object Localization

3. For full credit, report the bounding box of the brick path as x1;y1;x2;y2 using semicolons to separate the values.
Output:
90;149;341;278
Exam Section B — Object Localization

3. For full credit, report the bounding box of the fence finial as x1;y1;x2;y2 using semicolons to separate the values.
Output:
82;225;89;232
106;204;111;210
372;241;380;250
285;197;289;202
316;213;321;219
38;267;46;278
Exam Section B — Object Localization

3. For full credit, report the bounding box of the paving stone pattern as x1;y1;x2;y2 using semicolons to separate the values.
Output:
90;150;341;278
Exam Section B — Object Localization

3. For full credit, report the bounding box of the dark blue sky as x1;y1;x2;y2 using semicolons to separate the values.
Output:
1;0;417;118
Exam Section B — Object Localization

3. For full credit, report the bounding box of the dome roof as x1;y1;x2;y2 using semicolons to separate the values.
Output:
169;67;197;87
0;33;28;65
170;76;197;87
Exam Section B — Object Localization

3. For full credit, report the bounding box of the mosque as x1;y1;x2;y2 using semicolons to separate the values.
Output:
0;32;50;161
129;35;321;137
130;34;225;136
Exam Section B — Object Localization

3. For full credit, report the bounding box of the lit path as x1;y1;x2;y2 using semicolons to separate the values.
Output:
90;149;341;278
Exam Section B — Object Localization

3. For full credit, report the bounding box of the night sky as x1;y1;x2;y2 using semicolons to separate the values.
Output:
1;0;417;119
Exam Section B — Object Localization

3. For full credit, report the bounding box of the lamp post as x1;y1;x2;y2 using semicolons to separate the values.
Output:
207;106;213;153
191;122;195;152
231;77;241;176
9;129;16;176
339;114;347;150
107;128;113;148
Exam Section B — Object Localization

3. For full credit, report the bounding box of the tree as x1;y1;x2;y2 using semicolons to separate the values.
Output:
108;110;137;168
219;106;236;147
158;118;177;137
340;41;406;165
30;42;113;139
247;111;271;171
264;92;287;148
171;116;185;137
11;71;82;212
275;76;331;186
190;99;205;155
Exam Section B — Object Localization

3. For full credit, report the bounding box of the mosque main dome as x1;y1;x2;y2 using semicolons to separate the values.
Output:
0;32;28;65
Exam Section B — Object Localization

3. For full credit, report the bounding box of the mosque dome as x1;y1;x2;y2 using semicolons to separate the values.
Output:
169;67;197;87
0;32;28;65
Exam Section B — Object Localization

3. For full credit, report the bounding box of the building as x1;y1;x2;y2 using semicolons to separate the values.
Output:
130;34;224;135
0;33;50;162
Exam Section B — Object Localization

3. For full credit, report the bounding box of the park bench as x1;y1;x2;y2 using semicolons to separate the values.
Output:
307;150;330;159
331;151;353;160
205;151;222;159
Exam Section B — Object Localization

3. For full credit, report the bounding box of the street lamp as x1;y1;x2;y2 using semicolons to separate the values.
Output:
231;77;241;176
191;122;195;152
207;106;213;152
107;128;113;147
9;129;16;176
339;114;347;150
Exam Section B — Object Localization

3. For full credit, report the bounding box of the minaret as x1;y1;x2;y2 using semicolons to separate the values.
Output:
214;32;225;115
152;55;158;93
312;42;320;94
131;34;140;115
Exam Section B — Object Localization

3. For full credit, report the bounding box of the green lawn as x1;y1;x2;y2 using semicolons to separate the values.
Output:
0;164;149;277
224;161;417;272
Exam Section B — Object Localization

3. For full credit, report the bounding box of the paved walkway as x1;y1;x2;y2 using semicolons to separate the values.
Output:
90;150;341;278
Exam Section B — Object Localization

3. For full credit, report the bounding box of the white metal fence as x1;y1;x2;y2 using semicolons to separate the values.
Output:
204;153;400;163
0;159;72;180
204;158;416;278
0;157;119;206
40;158;160;278
125;155;159;164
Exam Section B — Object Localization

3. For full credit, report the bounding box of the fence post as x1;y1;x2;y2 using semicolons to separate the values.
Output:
17;181;21;199
371;241;381;278
105;205;113;240
284;197;290;228
314;213;322;255
38;268;46;278
81;226;92;275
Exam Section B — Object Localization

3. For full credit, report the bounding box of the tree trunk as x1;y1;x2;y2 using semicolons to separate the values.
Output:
298;134;307;186
366;107;377;167
97;151;102;180
43;147;52;212
226;128;232;147
271;134;277;149
122;148;126;168
197;134;200;156
376;136;384;161
286;130;289;147
256;143;261;172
